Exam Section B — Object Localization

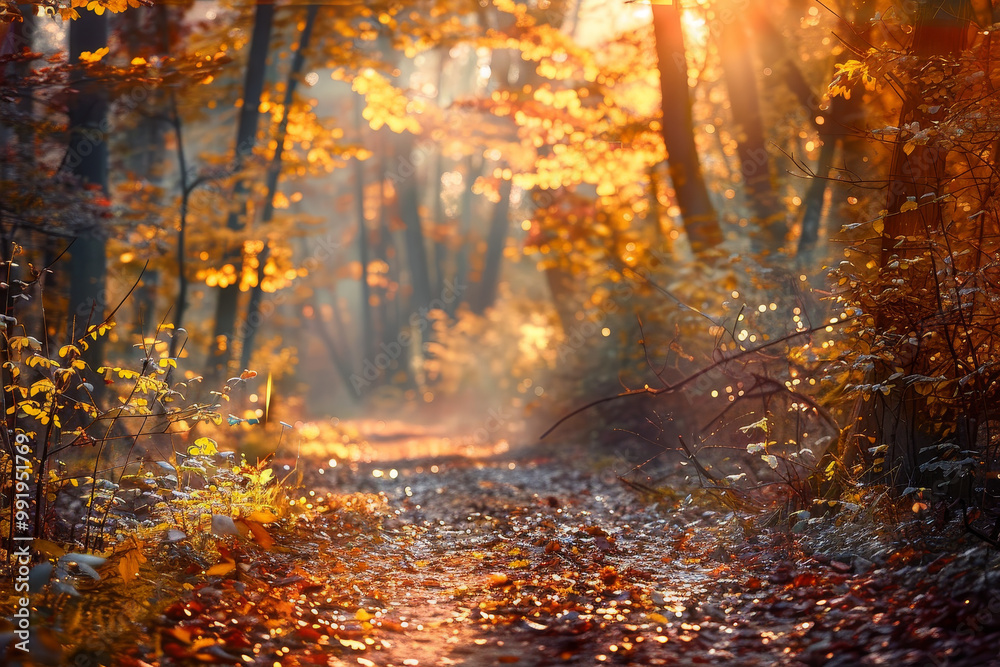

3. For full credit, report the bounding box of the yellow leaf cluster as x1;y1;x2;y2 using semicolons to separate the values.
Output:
78;47;109;63
58;344;81;359
71;0;144;16
96;365;169;398
198;263;239;288
9;336;42;352
351;70;420;134
84;322;114;340
829;56;879;99
187;436;218;456
29;378;54;397
19;400;59;427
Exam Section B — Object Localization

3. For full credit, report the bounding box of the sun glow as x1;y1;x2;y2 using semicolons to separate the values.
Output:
681;8;708;46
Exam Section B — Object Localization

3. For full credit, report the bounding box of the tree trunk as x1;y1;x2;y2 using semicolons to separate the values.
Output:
67;11;109;357
646;163;671;252
545;262;579;333
0;12;33;470
431;150;448;300
745;4;875;263
449;155;482;316
847;0;974;474
120;6;171;338
430;51;451;300
395;133;433;313
311;292;359;401
744;6;830;261
881;1;972;269
803;2;877;263
375;145;396;350
748;9;823;133
353;94;376;366
1;12;33;250
796;136;837;261
718;19;786;256
208;0;274;379
652;4;723;256
239;3;319;373
471;177;511;314
167;91;190;370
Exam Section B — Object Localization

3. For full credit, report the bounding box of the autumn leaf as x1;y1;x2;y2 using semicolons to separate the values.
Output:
79;46;109;62
118;540;147;584
488;573;510;587
188;437;218;456
240;519;275;548
247;510;279;524
739;416;768;434
33;539;66;558
58;344;80;358
205;561;236;576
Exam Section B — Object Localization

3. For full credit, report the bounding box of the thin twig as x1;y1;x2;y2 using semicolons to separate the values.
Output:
540;318;854;439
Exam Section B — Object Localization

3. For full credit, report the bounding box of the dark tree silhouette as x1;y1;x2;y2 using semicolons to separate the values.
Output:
652;3;723;256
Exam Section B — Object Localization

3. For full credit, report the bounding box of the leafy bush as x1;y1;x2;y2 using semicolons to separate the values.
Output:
827;27;1000;535
0;246;287;591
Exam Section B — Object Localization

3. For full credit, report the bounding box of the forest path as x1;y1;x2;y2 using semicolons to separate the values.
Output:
280;423;728;666
126;421;998;667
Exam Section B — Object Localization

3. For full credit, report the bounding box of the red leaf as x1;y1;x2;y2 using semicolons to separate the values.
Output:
792;572;818;588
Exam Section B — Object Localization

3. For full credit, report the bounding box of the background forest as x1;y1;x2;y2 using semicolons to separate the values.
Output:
2;0;1000;662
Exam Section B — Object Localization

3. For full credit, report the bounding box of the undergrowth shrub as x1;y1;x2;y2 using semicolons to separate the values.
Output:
633;281;853;511
827;24;1000;538
536;250;864;522
419;290;561;422
0;245;288;595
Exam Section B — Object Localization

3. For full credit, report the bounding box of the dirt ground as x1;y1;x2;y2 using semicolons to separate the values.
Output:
7;422;1000;667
